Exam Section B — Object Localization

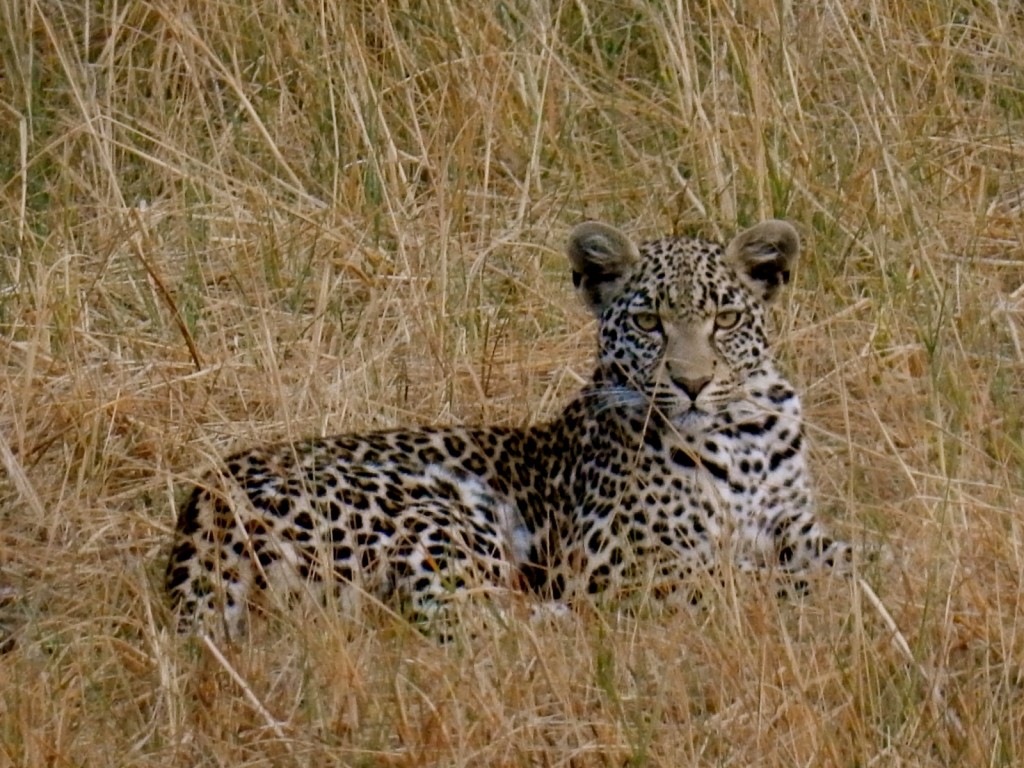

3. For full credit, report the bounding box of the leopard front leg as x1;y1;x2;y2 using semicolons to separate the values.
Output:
759;508;854;595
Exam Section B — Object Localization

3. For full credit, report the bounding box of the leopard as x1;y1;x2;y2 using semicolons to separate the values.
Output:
165;218;853;638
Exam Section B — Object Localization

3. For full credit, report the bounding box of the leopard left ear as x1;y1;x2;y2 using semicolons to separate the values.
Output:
567;221;640;315
725;220;800;303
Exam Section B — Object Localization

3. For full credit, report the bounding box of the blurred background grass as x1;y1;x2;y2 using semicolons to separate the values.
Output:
1;1;1023;765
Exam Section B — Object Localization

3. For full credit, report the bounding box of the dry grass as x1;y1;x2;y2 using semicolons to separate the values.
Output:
2;0;1024;765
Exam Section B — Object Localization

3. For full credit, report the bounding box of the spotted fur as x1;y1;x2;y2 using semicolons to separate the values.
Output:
165;219;852;637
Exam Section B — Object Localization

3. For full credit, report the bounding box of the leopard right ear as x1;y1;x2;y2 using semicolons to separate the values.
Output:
725;220;800;303
567;221;640;315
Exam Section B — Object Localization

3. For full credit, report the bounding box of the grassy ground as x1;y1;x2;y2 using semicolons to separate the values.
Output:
2;0;1023;765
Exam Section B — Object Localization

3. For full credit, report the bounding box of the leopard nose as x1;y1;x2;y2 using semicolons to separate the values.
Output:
673;375;712;400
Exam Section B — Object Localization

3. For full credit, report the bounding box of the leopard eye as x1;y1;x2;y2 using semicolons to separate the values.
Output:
715;310;741;330
633;311;662;332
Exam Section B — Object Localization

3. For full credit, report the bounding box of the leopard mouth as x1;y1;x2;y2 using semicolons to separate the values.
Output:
650;392;706;420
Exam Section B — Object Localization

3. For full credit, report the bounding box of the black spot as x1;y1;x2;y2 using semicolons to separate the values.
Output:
283;527;311;543
671;448;697;469
702;458;728;482
588;564;611;593
738;415;776;434
257;550;278;567
244;520;268;538
768;440;800;471
377;497;402;517
167;566;190;590
170;540;197;564
328;527;346;544
298;563;322;582
549;572;566;599
192;575;214;597
464;453;487;474
356;532;379;548
177;492;203;535
268;497;291;517
373;516;396;535
418;446;446;465
444;435;467;456
340;488;366;510
360;549;378;570
644;429;663;451
427;544;452;559
352;476;380;494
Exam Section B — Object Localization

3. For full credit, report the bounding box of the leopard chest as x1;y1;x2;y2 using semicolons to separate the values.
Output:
575;404;806;556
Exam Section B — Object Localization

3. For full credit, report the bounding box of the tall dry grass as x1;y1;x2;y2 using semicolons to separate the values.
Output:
1;0;1023;765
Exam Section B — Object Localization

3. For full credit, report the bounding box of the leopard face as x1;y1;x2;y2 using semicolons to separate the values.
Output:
592;238;778;425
